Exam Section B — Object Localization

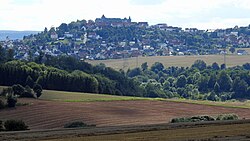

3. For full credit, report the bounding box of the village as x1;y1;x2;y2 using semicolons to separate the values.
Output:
1;15;250;61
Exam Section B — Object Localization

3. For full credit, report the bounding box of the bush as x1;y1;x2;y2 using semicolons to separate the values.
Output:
0;120;4;131
171;115;215;123
64;121;95;128
216;114;239;121
33;83;43;98
4;120;28;131
12;84;25;96
7;94;17;108
0;99;5;109
1;87;13;96
170;114;239;123
20;85;36;98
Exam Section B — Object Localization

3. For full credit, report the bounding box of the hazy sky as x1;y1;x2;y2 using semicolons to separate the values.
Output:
1;0;250;31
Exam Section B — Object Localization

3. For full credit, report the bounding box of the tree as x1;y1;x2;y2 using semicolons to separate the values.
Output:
6;48;14;61
127;68;142;77
7;94;17;108
12;84;25;96
33;83;43;98
25;76;34;88
221;64;226;70
211;62;220;70
214;82;220;93
207;91;217;101
232;77;248;98
229;47;236;54
0;45;6;63
243;63;250;70
141;62;148;71
176;75;187;88
151;62;164;73
217;71;232;92
163;80;170;90
208;73;217;89
198;75;209;92
191;60;207;70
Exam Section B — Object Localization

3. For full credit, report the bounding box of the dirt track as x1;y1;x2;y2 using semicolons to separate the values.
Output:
1;99;250;130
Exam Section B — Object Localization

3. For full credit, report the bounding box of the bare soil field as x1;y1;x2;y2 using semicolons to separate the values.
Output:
87;55;250;70
1;99;250;130
2;120;250;141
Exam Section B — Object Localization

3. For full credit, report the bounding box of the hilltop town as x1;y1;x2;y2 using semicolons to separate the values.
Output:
1;15;250;61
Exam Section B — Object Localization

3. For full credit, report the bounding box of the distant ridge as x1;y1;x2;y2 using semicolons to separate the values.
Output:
0;30;40;41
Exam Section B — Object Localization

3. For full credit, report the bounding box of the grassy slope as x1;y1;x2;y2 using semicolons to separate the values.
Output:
2;86;250;109
87;54;250;70
40;90;149;102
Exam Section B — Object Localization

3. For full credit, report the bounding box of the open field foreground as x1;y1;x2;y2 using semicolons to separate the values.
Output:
1;120;250;141
2;90;250;140
1;98;250;130
87;55;250;70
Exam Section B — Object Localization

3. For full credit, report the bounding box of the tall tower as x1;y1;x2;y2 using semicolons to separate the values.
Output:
128;16;131;22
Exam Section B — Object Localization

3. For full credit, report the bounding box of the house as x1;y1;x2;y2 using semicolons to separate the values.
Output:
185;28;198;33
64;32;73;38
137;22;149;27
50;32;58;40
237;49;248;55
231;32;238;37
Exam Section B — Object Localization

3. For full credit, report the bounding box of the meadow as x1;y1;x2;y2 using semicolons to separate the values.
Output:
87;54;250;70
2;88;250;140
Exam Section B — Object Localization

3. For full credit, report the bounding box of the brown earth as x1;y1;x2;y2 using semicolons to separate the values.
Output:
1;99;250;130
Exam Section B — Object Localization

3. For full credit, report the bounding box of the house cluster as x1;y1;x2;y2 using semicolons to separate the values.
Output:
2;16;250;61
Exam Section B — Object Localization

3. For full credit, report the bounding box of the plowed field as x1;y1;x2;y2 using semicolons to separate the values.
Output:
1;98;250;130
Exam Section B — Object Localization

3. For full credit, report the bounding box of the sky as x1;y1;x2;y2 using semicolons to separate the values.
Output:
1;0;250;31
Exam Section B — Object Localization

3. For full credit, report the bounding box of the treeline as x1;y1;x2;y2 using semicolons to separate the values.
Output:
0;56;143;96
127;60;250;101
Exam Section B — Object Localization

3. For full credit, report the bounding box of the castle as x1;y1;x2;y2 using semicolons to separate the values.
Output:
95;15;132;27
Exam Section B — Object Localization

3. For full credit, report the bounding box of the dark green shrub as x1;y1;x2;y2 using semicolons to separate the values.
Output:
12;84;25;96
0;99;5;109
1;87;13;96
0;120;4;131
7;94;17;108
216;114;239;121
33;83;43;98
171;115;215;123
4;120;28;131
21;85;36;98
64;121;95;128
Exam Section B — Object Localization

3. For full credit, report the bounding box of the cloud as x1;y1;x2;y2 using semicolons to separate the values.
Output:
1;0;250;30
130;0;165;5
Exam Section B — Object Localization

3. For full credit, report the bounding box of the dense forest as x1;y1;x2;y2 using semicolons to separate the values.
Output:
127;60;250;101
0;51;143;97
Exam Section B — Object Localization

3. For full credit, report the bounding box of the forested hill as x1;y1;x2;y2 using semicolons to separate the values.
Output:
0;55;143;97
18;19;250;61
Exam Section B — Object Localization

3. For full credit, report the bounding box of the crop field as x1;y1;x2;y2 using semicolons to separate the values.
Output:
44;122;250;141
1;90;250;130
40;90;148;102
2;89;250;140
87;54;250;70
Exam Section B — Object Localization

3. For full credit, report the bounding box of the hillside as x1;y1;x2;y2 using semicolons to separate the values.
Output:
3;17;250;61
2;89;250;130
87;54;250;70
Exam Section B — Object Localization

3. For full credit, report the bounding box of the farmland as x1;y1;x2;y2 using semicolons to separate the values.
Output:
2;89;250;140
40;90;148;102
87;54;250;70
